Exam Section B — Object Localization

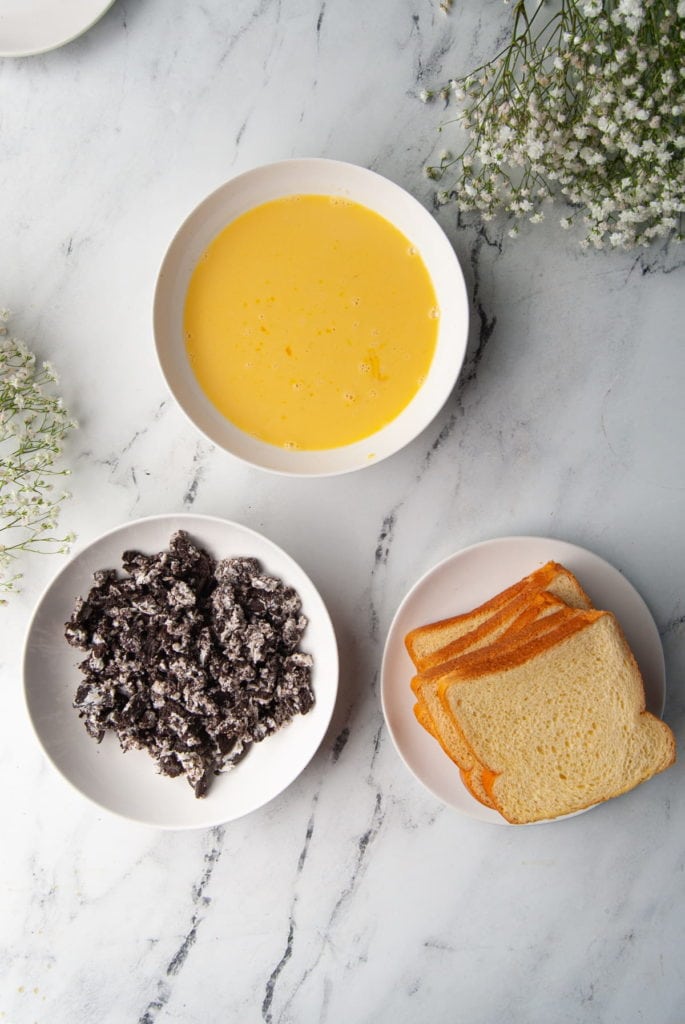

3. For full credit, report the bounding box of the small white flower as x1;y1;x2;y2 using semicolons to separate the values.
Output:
617;0;645;32
422;0;683;253
0;312;76;598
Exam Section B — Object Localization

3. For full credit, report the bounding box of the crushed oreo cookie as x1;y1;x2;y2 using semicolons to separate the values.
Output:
65;530;314;797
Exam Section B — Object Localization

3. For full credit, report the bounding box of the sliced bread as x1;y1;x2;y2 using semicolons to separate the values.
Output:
405;560;592;671
417;587;576;673
413;606;596;806
438;611;676;823
412;591;585;807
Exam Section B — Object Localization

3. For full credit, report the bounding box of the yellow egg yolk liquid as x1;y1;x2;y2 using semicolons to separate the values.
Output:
184;194;439;450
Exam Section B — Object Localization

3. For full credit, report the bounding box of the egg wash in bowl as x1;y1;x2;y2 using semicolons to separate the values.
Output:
183;194;439;451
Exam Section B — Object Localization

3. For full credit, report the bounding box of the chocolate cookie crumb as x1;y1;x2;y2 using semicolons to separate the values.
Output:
65;531;314;797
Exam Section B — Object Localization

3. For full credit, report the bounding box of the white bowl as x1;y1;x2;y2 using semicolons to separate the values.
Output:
23;514;339;829
0;0;115;57
153;158;469;477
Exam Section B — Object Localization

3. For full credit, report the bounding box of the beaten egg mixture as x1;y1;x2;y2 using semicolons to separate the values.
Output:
184;194;439;450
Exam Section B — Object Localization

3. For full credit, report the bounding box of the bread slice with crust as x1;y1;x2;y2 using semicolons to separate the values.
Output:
417;586;582;673
438;611;676;823
405;560;592;672
412;591;580;806
412;605;596;806
413;698;496;807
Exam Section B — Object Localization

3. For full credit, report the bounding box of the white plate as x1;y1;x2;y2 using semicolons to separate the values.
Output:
0;0;115;57
153;158;469;477
23;514;338;829
381;536;666;825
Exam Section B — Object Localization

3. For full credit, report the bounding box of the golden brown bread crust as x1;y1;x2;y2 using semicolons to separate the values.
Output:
417;589;568;672
405;561;594;671
412;700;434;734
432;608;604;690
459;766;493;807
404;560;568;668
414;699;497;808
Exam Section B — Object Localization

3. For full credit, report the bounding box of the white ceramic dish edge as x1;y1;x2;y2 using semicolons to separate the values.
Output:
0;0;115;57
23;513;339;829
381;535;667;826
153;158;470;477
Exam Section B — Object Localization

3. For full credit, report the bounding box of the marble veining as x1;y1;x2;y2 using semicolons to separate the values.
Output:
2;0;684;1022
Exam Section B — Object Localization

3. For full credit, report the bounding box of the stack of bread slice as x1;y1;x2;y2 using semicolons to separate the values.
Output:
405;561;675;823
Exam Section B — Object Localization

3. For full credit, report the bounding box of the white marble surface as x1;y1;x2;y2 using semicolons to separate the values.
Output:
2;1;684;1021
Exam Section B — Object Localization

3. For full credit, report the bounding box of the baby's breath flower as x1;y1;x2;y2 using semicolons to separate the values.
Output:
424;0;684;249
0;312;76;602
